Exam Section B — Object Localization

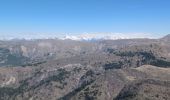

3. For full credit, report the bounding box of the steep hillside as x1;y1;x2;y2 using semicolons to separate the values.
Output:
0;35;170;100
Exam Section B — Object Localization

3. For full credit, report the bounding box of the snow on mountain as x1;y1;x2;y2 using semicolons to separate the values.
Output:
0;33;156;41
60;33;154;41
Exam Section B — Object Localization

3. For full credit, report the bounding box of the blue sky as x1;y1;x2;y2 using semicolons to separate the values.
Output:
0;0;170;38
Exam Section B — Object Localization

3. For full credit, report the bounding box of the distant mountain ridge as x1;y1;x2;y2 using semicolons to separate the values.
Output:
60;34;130;41
60;33;157;41
0;33;159;41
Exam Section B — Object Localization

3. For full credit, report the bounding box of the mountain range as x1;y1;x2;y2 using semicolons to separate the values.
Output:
0;34;169;100
0;33;157;41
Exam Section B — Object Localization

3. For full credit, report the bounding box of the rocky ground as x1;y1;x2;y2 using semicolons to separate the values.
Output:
0;35;170;100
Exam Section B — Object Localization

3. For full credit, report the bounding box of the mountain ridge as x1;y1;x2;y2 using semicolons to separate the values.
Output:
0;34;170;100
0;33;160;41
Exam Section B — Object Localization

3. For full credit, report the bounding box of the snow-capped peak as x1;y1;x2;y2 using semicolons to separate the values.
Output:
60;33;154;41
0;33;156;41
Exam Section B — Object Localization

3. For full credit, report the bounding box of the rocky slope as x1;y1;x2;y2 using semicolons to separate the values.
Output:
0;35;170;100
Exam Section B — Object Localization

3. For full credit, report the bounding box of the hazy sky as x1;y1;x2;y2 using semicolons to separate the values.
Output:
0;0;170;38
